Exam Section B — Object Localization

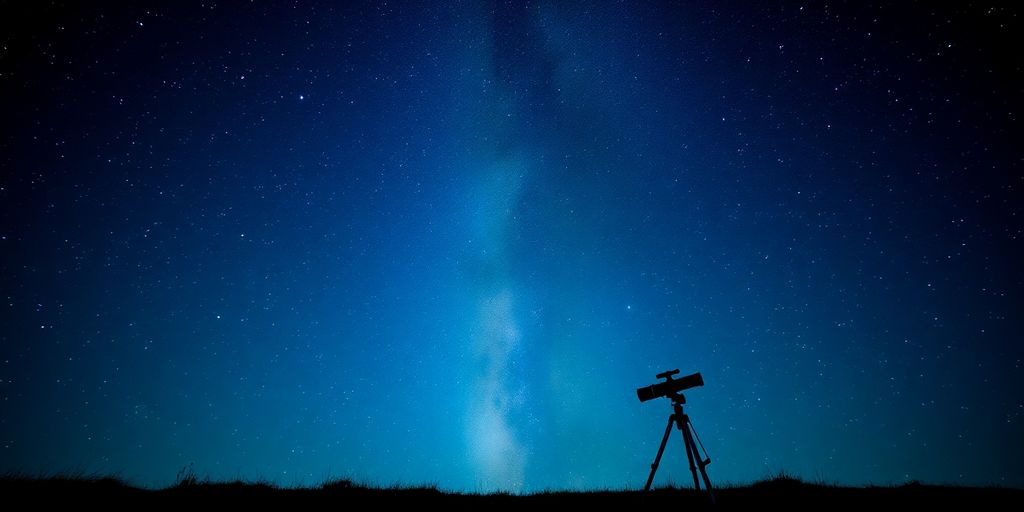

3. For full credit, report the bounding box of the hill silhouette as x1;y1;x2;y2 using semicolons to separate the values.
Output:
1;474;1019;509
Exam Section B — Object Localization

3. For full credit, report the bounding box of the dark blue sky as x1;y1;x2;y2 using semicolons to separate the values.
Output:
1;1;1021;491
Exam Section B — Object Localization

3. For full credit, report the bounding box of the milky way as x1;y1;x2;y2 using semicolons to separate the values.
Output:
467;159;528;490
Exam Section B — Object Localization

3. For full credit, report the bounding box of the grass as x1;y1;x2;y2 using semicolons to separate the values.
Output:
1;473;1019;508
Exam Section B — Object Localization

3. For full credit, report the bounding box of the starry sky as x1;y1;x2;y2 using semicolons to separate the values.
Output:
1;1;1022;492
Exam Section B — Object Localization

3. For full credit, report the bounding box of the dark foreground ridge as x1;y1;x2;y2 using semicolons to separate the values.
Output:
1;475;1020;509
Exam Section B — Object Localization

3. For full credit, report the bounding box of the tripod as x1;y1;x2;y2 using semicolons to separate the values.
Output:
643;392;715;503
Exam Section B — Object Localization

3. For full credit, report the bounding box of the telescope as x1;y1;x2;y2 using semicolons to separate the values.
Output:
635;369;704;402
635;368;714;501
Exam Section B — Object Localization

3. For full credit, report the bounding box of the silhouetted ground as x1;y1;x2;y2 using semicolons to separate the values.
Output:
1;475;1019;509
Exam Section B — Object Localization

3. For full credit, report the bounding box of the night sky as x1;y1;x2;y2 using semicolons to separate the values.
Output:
1;1;1022;492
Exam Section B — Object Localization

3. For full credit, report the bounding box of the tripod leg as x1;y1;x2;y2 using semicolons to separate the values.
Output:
684;420;716;504
680;422;701;491
644;414;676;491
697;461;716;504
